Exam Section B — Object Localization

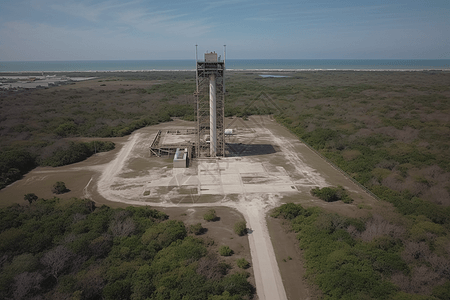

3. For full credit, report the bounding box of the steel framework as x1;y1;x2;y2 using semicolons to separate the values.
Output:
195;54;225;157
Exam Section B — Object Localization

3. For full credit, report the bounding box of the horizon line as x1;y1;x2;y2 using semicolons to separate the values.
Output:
1;58;450;63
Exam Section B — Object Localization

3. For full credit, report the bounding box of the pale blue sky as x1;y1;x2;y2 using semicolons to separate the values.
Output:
0;0;448;61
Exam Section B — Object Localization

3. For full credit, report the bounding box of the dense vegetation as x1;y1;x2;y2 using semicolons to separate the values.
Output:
0;141;114;189
42;141;115;167
0;74;196;189
272;203;450;299
0;198;254;299
0;149;36;189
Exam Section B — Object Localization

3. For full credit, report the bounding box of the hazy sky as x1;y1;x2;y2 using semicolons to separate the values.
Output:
0;0;449;61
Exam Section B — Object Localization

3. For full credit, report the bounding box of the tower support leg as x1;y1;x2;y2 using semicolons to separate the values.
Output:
209;74;216;157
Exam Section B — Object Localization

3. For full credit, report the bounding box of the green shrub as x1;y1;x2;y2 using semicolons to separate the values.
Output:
311;186;353;203
236;258;250;269
189;223;205;235
220;272;253;296
271;202;309;219
52;181;68;194
302;128;338;149
0;227;26;253
54;122;77;137
311;187;339;201
204;209;218;222
391;292;439;300
208;291;243;300
103;279;132;300
24;193;38;205
141;220;187;249
432;280;450;300
233;221;247;236
219;246;233;256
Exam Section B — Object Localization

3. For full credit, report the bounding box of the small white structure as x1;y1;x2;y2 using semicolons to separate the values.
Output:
173;148;188;168
225;129;233;135
205;52;218;62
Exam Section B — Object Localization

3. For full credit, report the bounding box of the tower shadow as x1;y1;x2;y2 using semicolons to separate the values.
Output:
226;143;279;157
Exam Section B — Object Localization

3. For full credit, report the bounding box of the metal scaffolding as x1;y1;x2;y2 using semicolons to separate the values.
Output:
195;52;225;157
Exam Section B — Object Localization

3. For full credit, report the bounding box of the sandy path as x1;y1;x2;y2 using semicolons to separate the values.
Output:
97;133;141;200
228;195;288;300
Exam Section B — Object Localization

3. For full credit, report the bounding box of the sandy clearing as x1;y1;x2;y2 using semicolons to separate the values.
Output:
97;133;141;201
253;119;327;188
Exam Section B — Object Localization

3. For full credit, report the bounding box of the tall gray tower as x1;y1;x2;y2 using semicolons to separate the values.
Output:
195;51;225;157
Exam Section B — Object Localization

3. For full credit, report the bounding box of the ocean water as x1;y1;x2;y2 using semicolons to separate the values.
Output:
0;59;449;72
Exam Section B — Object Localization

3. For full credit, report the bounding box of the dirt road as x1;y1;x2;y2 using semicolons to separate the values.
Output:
229;195;287;300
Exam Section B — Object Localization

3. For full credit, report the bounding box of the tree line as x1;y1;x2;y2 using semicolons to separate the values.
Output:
0;198;254;300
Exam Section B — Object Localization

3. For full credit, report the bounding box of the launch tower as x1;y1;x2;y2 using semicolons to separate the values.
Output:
195;51;225;157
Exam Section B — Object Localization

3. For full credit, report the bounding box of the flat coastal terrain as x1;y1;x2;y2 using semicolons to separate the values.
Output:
1;70;450;299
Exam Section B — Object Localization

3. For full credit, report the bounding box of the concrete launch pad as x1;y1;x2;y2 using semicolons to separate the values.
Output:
143;158;298;198
98;116;338;205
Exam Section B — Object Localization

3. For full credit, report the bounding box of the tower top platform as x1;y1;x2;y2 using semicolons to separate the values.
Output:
198;51;223;63
205;52;218;62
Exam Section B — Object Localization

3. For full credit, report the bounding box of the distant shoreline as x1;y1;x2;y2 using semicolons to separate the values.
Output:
1;68;449;74
1;59;448;73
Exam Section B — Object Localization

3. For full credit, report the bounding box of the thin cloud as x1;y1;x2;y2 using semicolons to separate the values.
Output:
49;0;141;22
202;0;249;11
116;9;213;37
50;2;102;22
245;17;277;22
45;0;214;37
